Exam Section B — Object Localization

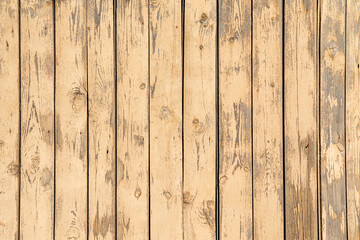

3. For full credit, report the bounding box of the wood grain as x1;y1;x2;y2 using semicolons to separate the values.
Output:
0;0;20;239
284;0;318;239
183;1;216;239
320;0;347;238
218;0;252;239
20;0;54;238
346;0;360;238
252;0;283;239
87;0;116;239
55;0;88;239
149;0;183;238
117;0;149;239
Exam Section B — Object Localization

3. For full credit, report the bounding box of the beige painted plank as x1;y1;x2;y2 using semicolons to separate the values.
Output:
149;0;183;238
117;0;149;239
0;1;20;239
55;0;88;239
346;0;360;238
87;0;116;239
218;0;252;239
252;0;283;239
319;0;347;239
284;0;318;239
183;1;216;239
20;0;54;238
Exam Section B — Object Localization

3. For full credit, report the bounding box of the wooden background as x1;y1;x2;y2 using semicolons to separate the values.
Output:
0;0;359;239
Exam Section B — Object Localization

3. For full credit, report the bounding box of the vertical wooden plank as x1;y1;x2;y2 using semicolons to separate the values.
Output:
346;0;360;238
183;0;216;239
55;0;88;239
320;0;347;239
284;0;318;239
0;1;20;239
252;0;283;239
20;0;54;238
149;0;183;238
87;0;115;239
117;0;149;239
218;0;252;239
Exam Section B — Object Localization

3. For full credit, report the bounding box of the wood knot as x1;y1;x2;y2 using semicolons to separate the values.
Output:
163;191;172;200
139;83;146;90
200;13;208;24
150;0;160;7
160;106;173;120
183;191;195;205
68;87;86;113
7;162;19;176
134;187;142;199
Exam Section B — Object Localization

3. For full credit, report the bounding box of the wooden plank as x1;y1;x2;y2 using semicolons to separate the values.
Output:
252;0;283;239
55;0;88;239
117;0;149;238
319;0;347;239
87;0;116;239
149;0;183;238
284;0;318;239
346;0;360;238
183;0;216;239
218;0;252;239
20;0;54;238
0;1;20;239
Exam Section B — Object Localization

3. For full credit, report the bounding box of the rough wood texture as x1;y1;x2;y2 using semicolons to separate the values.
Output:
2;2;360;239
183;1;216;239
284;0;318;239
320;0;347;239
20;0;54;238
117;0;149;239
55;0;88;239
218;0;252;239
88;0;116;239
346;0;360;238
0;1;20;239
252;0;283;239
149;0;183;239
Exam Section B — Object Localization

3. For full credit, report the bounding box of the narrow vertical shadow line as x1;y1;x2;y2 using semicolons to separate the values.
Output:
250;0;254;238
344;0;349;238
18;0;22;239
216;5;219;240
85;0;90;239
317;0;322;238
114;0;118;239
147;0;151;238
53;0;57;239
282;0;286;238
181;0;185;239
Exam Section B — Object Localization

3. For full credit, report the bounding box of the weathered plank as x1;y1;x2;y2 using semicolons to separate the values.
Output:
117;0;149;238
20;0;54;238
319;0;347;238
252;0;283;239
87;0;116;239
149;0;183;238
183;0;216;239
346;0;360;238
218;0;252;239
55;0;88;239
0;1;20;239
284;0;318;239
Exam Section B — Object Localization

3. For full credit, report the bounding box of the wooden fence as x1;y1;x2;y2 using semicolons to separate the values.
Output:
0;0;359;239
